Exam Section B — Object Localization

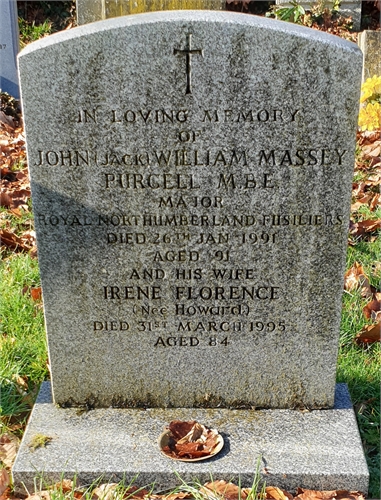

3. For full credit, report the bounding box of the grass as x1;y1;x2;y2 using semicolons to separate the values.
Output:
22;468;267;500
341;241;381;347
337;186;381;497
0;202;34;239
0;253;47;431
18;19;53;48
18;1;76;48
171;467;267;500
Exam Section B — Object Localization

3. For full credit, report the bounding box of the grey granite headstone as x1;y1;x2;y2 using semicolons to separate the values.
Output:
15;11;368;493
334;0;361;31
18;11;361;410
76;0;225;25
0;0;20;98
358;30;381;82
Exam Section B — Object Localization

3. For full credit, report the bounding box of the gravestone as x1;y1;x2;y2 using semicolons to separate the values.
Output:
14;10;368;494
76;0;225;25
358;30;381;82
0;0;20;98
334;0;361;30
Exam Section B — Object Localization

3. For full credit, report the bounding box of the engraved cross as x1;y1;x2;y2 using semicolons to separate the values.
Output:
174;33;203;95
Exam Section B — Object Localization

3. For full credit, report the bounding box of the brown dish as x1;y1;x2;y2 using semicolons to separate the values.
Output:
158;420;224;462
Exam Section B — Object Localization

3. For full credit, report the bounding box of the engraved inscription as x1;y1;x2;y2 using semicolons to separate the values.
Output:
33;105;347;351
32;148;346;168
76;108;301;125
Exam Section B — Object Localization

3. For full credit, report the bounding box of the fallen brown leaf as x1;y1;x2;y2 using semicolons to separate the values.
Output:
168;421;196;441
0;228;35;253
10;208;22;217
0;469;9;497
369;156;381;169
123;486;151;499
201;481;247;500
20;230;36;242
1;188;30;210
163;493;194;500
46;480;86;500
351;182;365;198
0;191;12;208
294;491;365;500
265;486;293;500
362;140;381;158
30;287;42;301
335;491;365;500
0;229;24;249
350;202;363;212
344;263;372;297
358;219;381;232
357;130;381;145
176;422;204;444
355;322;381;345
92;484;149;500
26;492;52;500
356;193;373;204
93;484;118;500
294;489;337;500
0;111;15;128
363;299;381;319
0;437;18;467
371;311;381;322
163;421;220;460
53;480;75;493
350;219;381;240
369;193;381;211
175;441;209;458
1;168;17;182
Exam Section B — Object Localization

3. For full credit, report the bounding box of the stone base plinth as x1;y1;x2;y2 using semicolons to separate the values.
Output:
12;383;368;495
